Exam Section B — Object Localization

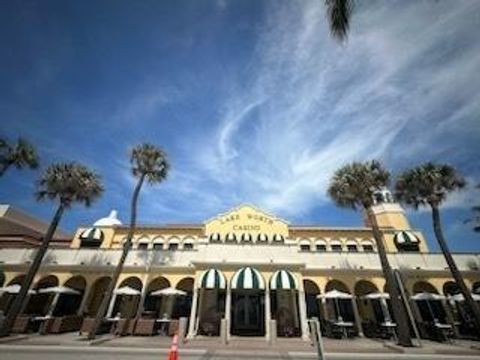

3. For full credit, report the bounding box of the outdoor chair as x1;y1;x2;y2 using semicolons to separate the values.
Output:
324;321;344;338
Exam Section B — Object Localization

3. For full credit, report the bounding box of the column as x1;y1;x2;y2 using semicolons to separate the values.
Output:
195;288;205;335
351;297;364;337
265;286;271;341
320;297;328;321
187;286;199;338
298;281;310;341
77;286;91;316
225;283;232;340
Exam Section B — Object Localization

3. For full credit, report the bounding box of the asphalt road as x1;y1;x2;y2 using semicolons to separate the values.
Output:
1;345;480;360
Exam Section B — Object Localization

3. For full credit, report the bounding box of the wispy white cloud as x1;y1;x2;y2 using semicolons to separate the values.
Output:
111;1;480;223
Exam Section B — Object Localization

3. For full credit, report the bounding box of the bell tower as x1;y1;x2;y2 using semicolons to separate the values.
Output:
364;188;411;230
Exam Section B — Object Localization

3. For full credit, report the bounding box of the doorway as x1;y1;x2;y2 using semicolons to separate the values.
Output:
231;291;265;336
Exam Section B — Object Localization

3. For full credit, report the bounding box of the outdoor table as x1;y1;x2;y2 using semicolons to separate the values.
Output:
32;315;52;334
155;318;171;336
380;321;397;342
333;321;354;338
434;322;453;343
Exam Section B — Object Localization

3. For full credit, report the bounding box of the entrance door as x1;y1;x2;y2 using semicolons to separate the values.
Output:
231;292;264;336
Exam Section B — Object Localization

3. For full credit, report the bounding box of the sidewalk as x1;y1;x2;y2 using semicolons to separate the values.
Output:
1;332;480;357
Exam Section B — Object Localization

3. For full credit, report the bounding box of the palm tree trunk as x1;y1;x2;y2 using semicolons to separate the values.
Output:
366;207;413;347
0;203;65;337
431;205;480;335
87;174;145;340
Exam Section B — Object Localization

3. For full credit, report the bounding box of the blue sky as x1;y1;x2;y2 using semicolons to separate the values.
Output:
1;0;479;252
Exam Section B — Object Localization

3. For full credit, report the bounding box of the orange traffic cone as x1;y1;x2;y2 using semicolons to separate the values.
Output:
167;334;179;360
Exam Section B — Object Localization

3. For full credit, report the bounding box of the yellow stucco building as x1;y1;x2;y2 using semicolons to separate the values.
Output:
0;190;479;341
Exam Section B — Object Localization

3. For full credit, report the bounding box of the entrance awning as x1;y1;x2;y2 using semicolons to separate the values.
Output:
270;270;297;290
231;267;265;290
200;268;226;289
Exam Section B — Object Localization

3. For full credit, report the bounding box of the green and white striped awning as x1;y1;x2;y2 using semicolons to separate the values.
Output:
79;227;104;242
257;233;268;242
270;270;297;290
241;233;253;242
200;268;226;289
231;267;265;290
394;231;420;245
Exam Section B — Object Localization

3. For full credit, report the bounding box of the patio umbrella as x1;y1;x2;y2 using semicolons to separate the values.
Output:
0;284;36;295
361;292;390;300
318;290;354;322
150;287;187;297
38;286;80;295
410;292;446;301
362;292;393;323
448;293;480;302
318;290;353;299
411;292;445;322
114;286;141;296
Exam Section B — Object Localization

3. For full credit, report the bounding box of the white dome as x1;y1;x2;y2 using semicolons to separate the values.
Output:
94;210;122;226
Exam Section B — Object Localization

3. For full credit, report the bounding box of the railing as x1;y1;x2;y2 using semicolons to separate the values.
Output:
0;246;479;272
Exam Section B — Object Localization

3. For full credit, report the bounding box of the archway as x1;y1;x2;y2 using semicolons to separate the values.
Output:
173;277;193;319
111;276;143;318
304;280;321;320
231;267;265;336
443;281;460;296
197;269;226;336
270;270;300;337
354;280;385;338
411;281;446;325
0;274;25;314
143;276;170;318
24;275;59;315
85;277;111;317
52;276;87;316
324;280;355;323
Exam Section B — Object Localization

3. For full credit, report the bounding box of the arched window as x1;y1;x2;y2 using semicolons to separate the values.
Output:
330;240;342;252
315;239;327;252
346;240;358;252
299;239;311;252
361;240;375;253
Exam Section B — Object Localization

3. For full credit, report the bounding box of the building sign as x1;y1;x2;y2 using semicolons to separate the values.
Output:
205;204;289;236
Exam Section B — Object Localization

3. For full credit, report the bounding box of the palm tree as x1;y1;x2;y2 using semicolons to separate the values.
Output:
88;143;169;340
0;137;39;176
325;0;354;42
327;160;412;346
395;162;480;333
0;162;103;336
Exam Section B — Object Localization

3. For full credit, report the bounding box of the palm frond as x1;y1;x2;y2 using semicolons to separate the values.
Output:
130;143;170;184
325;0;354;42
327;160;390;210
36;162;104;208
395;162;465;209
